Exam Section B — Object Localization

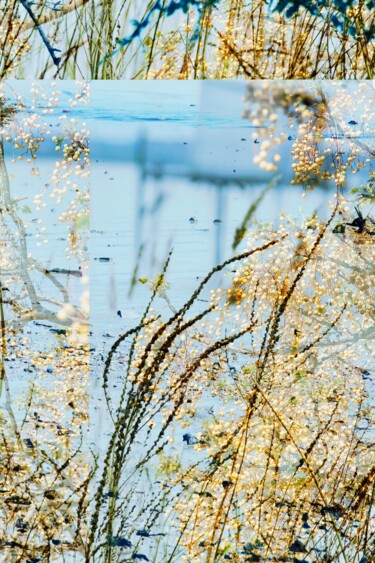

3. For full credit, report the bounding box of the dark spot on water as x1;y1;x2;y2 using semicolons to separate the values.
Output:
5;496;31;506
49;328;67;335
222;480;233;489
132;555;149;562
189;217;197;223
348;120;358;125
15;517;28;533
213;219;222;223
183;433;207;446
117;310;122;318
289;539;307;553
44;490;58;500
183;433;197;445
23;439;34;449
106;536;132;548
136;530;150;537
321;505;342;518
244;555;261;562
6;541;24;549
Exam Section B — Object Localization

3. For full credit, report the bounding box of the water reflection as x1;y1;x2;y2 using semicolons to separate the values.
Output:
91;81;374;325
91;136;330;327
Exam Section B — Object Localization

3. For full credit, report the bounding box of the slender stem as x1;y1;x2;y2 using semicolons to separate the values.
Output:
0;277;6;394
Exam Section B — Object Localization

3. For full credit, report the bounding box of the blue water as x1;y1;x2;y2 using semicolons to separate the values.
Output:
90;82;336;329
6;81;368;331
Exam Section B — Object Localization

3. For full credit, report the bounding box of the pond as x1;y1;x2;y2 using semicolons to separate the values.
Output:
91;81;335;328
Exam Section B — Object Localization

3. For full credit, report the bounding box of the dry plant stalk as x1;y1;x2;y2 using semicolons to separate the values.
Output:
0;0;374;78
91;202;374;561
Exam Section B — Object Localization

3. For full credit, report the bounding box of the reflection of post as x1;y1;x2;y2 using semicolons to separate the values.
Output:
214;185;226;266
134;130;146;264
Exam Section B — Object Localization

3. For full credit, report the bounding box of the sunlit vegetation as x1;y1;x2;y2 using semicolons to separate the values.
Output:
93;82;374;562
0;0;374;79
1;81;374;561
0;82;90;561
243;81;375;190
94;206;374;562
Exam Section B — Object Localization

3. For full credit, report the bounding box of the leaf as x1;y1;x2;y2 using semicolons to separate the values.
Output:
295;370;307;384
55;136;65;146
232;176;279;250
75;214;89;230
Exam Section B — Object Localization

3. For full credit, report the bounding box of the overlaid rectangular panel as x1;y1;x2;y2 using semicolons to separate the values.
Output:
0;81;90;561
88;80;374;562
